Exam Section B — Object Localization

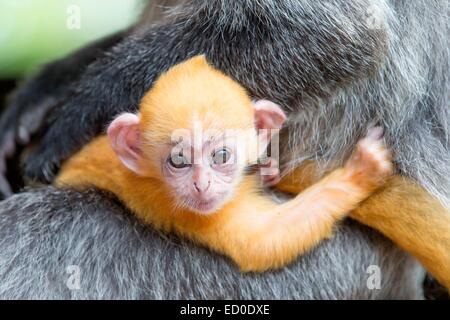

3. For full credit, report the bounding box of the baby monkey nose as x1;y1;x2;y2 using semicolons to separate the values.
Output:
194;180;211;193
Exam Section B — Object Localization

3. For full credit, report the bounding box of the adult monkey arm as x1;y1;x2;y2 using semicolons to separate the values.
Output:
272;0;450;289
0;0;170;197
0;187;424;299
0;31;127;197
351;178;450;291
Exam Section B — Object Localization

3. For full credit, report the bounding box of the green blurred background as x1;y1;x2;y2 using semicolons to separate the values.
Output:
0;0;145;78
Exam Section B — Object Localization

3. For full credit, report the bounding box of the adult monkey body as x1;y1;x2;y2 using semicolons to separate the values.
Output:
0;0;448;297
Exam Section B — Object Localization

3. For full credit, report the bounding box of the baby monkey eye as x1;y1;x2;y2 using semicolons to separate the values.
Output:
168;152;190;169
211;148;231;165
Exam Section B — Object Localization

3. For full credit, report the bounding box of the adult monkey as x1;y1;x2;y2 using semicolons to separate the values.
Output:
0;0;447;298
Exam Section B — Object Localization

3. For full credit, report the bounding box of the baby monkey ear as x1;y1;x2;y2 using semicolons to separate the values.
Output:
253;100;287;130
107;113;145;176
251;100;287;163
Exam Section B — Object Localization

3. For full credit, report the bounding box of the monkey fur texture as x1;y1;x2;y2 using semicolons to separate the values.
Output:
0;0;447;298
0;187;424;299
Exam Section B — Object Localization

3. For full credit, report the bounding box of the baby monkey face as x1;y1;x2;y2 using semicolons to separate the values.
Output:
160;130;250;214
107;101;286;215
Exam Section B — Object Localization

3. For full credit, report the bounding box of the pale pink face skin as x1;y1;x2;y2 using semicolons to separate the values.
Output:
160;138;241;214
107;100;286;215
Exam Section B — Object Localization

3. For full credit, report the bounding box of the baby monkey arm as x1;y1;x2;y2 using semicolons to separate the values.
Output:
220;129;393;272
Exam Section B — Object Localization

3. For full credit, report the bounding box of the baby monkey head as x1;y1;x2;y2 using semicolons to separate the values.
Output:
107;56;286;214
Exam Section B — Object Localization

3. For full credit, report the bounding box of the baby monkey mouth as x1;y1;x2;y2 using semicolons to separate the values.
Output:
191;198;221;214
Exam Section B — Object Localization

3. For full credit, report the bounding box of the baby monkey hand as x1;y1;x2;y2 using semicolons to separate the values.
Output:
344;127;394;191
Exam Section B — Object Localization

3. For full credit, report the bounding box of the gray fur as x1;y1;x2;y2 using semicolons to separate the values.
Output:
0;187;424;299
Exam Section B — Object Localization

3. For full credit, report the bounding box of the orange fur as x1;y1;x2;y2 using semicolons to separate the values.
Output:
57;135;386;272
277;164;450;290
56;56;390;272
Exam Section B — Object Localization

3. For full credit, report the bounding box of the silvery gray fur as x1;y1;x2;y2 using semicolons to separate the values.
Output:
0;187;425;299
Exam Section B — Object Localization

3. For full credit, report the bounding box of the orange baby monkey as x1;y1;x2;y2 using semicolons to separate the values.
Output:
56;56;393;272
